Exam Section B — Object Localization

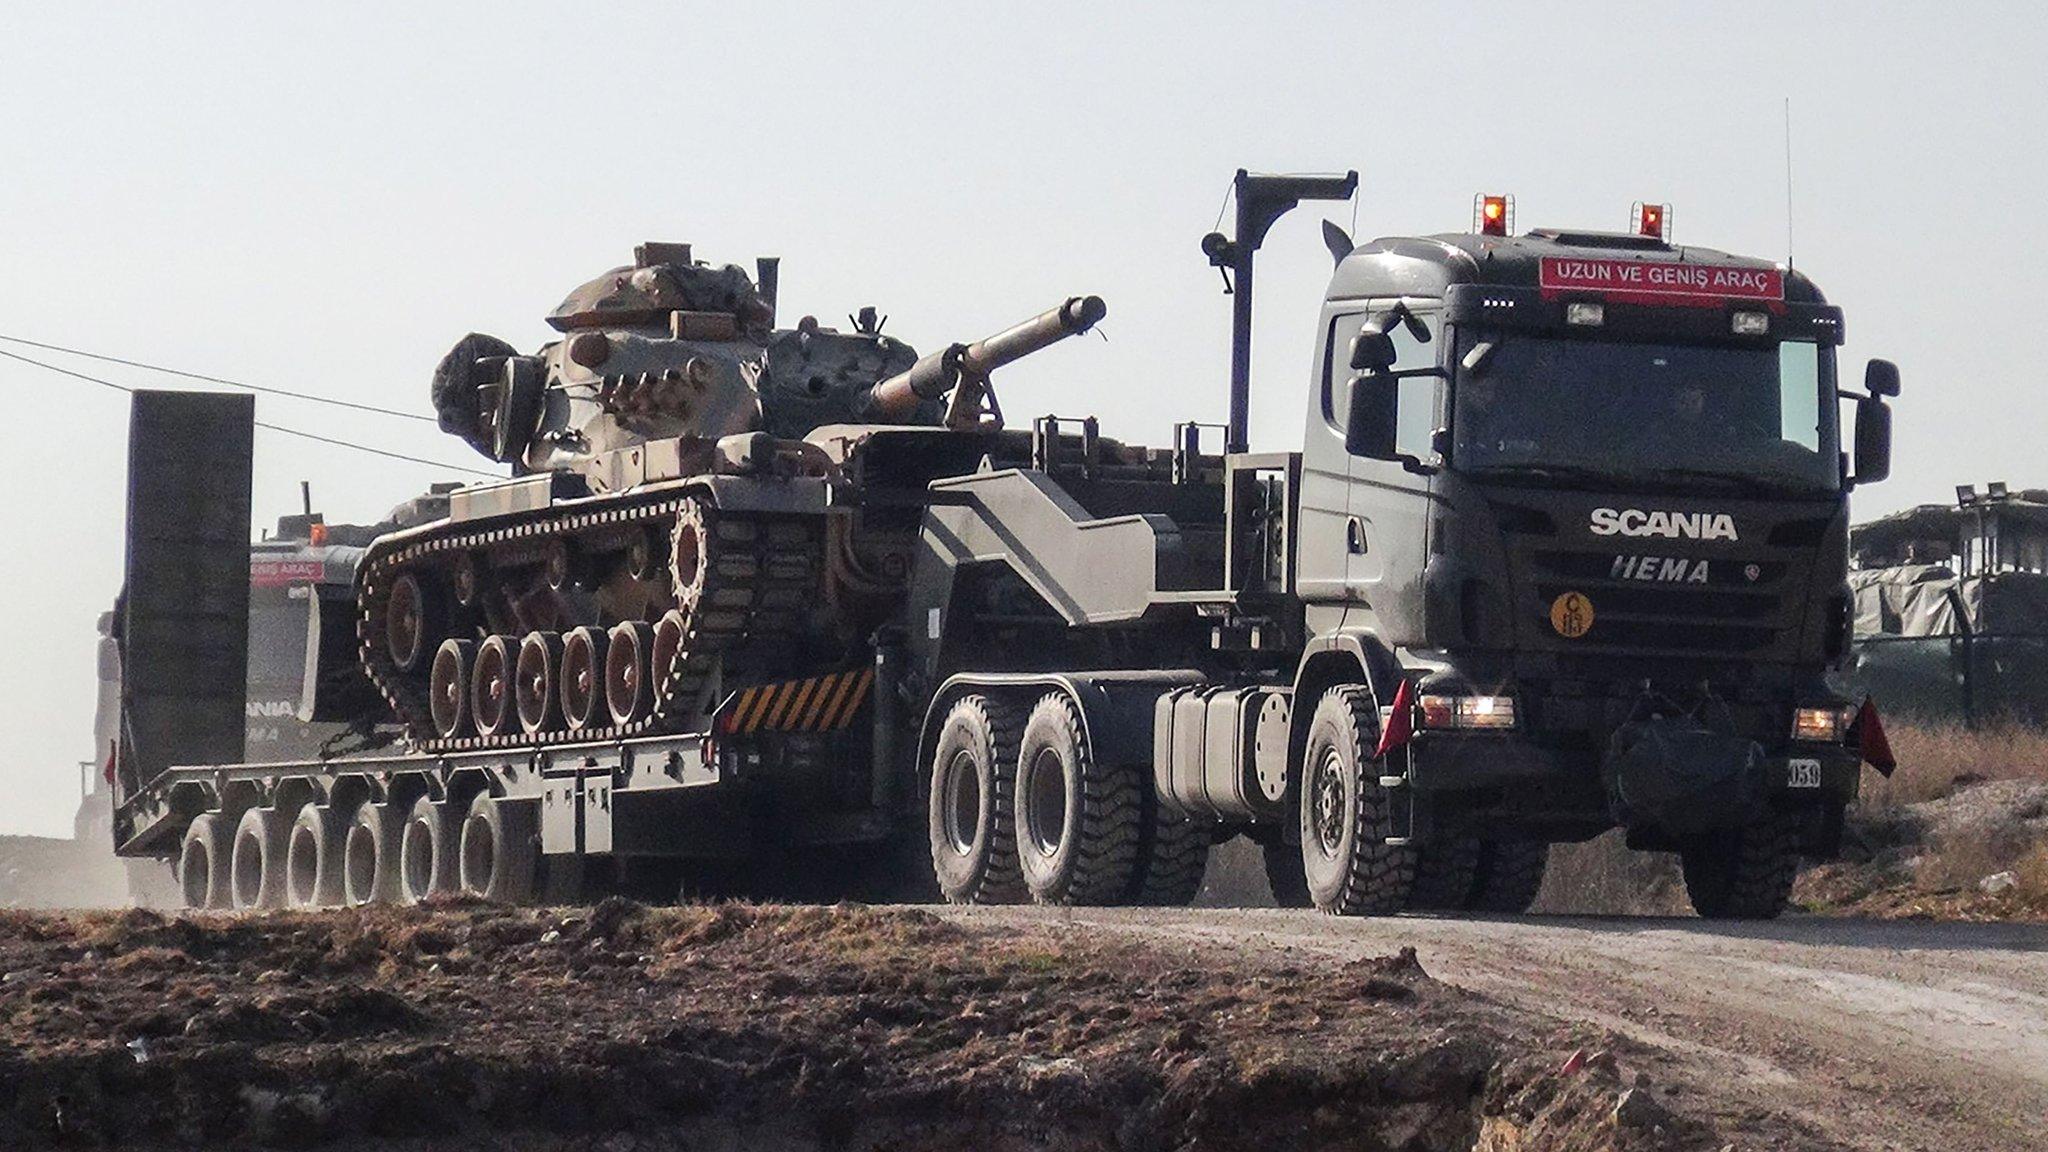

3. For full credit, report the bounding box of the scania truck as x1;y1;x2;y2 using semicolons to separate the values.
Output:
109;172;1897;919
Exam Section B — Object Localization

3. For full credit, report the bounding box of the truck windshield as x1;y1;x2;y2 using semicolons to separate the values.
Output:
1452;334;1840;495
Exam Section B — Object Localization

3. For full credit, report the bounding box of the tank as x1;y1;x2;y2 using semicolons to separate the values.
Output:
360;243;1105;751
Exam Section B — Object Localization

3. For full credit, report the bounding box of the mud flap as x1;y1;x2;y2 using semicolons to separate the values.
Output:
116;391;254;847
1604;720;1766;838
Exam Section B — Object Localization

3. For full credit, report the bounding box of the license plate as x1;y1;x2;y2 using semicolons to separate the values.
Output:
1786;758;1822;789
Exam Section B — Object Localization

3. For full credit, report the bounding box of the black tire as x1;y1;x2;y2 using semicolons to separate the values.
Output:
457;793;539;904
1409;835;1484;911
926;694;1028;904
430;332;519;457
284;803;346;909
1127;807;1212;907
1260;838;1313;908
342;801;405;907
230;807;290;911
1298;687;1416;916
1680;807;1803;920
398;796;458;904
1013;692;1143;905
178;813;232;910
1467;839;1550;914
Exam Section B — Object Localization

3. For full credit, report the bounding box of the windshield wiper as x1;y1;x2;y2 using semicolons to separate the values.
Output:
1459;463;1620;488
1624;466;1830;498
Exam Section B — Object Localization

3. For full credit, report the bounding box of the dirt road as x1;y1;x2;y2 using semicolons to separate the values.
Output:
946;907;2048;1152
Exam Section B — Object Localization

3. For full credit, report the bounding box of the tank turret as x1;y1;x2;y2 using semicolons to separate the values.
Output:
429;243;931;489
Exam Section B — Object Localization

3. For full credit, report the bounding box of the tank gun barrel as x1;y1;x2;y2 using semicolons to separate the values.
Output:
868;295;1106;425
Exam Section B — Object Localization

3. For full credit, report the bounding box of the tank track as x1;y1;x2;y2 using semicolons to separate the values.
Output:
358;491;819;753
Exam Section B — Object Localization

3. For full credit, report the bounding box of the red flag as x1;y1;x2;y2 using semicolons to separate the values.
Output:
1857;697;1895;777
1375;679;1415;760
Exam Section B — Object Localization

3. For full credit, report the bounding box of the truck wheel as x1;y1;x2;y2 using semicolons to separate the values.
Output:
343;802;405;907
926;694;1028;904
178;814;232;910
1298;687;1416;916
1409;836;1484;912
1127;812;1211;906
1466;840;1549;914
458;793;538;904
229;807;290;911
1260;839;1312;908
1013;693;1142;905
1680;808;1802;920
284;803;346;909
398;796;457;904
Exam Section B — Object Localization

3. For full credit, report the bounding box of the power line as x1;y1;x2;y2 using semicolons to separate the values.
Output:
0;346;500;478
0;332;433;422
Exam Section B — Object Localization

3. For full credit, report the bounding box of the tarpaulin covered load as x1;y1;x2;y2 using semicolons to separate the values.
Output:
1846;566;2048;725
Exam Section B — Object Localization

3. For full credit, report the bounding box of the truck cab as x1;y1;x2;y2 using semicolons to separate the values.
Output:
1292;201;1897;913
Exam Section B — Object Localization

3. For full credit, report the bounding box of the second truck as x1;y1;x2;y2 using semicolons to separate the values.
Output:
108;172;1899;919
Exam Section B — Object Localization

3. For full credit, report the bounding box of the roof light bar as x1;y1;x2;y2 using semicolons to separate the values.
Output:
1632;200;1671;241
1474;193;1513;237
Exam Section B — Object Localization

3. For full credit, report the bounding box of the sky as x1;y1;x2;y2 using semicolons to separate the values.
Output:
1;2;2043;835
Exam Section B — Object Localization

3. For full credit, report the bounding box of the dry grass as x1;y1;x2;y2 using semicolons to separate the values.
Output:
1862;722;2048;809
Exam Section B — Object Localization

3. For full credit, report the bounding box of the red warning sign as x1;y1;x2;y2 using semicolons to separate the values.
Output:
250;559;324;587
1539;257;1783;307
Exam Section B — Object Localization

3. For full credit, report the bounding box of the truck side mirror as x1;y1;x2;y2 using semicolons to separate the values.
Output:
1344;371;1399;459
1865;358;1901;397
1852;395;1892;487
1349;329;1396;372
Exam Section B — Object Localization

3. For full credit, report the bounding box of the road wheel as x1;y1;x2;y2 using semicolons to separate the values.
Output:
1681;808;1802;920
383;571;443;675
230;807;290;911
559;627;610;731
342;801;405;907
178;813;232;910
1466;840;1550;914
1260;838;1312;908
398;796;457;904
1298;687;1416;916
470;635;519;737
515;632;564;733
457;793;538;903
429;639;475;739
1409;835;1484;911
1013;693;1142;905
284;803;346;909
605;621;657;726
926;693;1027;904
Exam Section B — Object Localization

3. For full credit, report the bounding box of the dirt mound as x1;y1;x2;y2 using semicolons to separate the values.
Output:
1800;778;2048;919
0;901;1782;1150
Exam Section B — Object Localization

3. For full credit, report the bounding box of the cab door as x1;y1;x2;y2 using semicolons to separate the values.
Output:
1343;302;1442;645
1296;304;1370;605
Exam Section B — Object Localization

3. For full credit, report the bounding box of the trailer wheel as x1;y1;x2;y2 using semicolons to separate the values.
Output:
1012;693;1141;905
284;803;346;909
1680;808;1801;920
1409;836;1484;912
926;693;1028;904
230;807;290;911
399;796;457;904
1465;839;1549;914
1259;839;1312;908
1298;687;1416;916
343;802;405;907
458;794;538;904
178;814;232;910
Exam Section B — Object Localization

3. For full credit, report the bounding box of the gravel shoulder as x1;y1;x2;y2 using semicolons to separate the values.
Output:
944;906;2048;1152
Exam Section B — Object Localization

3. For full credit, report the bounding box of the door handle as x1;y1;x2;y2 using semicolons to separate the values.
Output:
1346;517;1367;555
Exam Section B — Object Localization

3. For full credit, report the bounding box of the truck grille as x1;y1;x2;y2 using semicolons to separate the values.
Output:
1525;549;1789;657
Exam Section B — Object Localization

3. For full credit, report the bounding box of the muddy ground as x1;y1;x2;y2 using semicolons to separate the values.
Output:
0;900;1834;1151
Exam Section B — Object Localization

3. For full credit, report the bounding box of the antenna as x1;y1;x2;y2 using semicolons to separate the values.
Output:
1783;97;1796;270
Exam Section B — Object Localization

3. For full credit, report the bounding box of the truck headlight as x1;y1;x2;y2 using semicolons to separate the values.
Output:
1791;704;1853;744
1419;694;1517;731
